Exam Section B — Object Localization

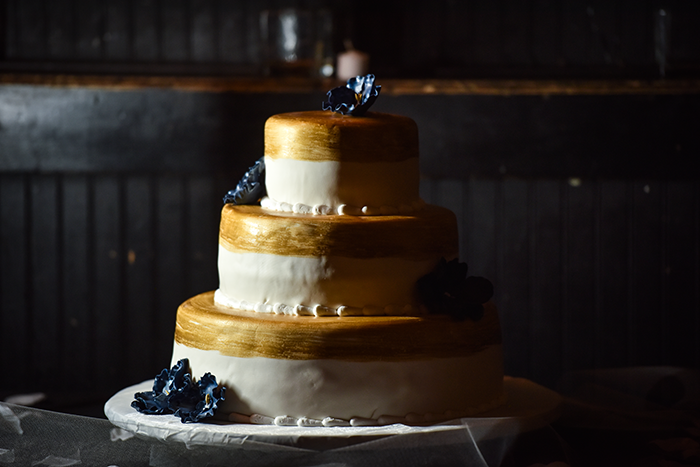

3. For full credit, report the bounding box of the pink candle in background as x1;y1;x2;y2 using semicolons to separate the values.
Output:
336;49;369;80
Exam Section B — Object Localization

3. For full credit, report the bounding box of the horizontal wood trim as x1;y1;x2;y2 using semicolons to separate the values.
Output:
1;85;696;178
2;73;700;95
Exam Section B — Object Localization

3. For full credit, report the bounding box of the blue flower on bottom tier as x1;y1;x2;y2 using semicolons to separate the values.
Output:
322;74;381;116
132;358;225;423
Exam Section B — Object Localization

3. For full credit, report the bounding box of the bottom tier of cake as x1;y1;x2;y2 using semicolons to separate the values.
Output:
172;291;506;426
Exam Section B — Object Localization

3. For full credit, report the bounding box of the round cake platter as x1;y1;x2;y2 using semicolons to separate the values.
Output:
104;376;561;450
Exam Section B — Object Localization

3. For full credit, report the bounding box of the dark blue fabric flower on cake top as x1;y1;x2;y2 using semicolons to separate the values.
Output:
223;157;266;205
415;258;494;321
322;74;381;116
132;358;226;423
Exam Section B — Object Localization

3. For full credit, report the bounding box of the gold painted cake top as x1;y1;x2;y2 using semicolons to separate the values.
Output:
175;291;502;362
264;111;419;163
219;204;458;259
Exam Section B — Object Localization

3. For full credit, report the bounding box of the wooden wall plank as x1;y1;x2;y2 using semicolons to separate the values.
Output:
124;175;156;381
666;0;700;64
464;180;498;282
501;0;533;65
3;0;17;59
616;0;651;68
191;0;216;63
431;179;463;233
154;176;185;368
663;181;699;368
498;180;531;378
418;175;433;204
75;0;104;60
401;3;443;73
14;0;47;60
92;176;124;389
350;1;404;76
132;0;159;61
471;1;502;65
562;179;597;374
105;0;131;60
161;0;189;62
529;180;563;388
628;181;663;366
561;1;590;67
0;175;30;390
186;176;219;297
47;0;76;59
30;175;61;388
585;0;616;66
532;0;562;67
596;181;629;369
61;175;92;388
218;1;247;64
442;1;474;67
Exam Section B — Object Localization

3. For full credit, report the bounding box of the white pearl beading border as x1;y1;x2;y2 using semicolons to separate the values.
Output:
226;393;508;427
213;289;423;317
261;196;425;216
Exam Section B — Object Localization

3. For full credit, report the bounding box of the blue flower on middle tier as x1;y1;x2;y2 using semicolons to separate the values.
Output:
223;157;266;205
415;258;494;321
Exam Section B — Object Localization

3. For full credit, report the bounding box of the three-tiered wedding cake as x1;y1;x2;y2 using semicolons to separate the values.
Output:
140;76;505;426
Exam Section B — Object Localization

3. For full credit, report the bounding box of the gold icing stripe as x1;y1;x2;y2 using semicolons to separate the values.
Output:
264;111;419;163
219;204;458;259
174;291;502;362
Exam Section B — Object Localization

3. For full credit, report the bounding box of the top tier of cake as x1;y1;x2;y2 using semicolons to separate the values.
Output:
261;111;423;216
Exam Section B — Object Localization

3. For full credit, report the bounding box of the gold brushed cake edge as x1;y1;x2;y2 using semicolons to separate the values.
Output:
174;291;502;362
219;204;459;259
264;111;419;163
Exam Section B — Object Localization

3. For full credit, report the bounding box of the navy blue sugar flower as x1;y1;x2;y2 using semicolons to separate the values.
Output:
132;359;191;415
132;359;225;423
322;74;381;116
177;373;224;423
416;258;494;321
223;157;266;205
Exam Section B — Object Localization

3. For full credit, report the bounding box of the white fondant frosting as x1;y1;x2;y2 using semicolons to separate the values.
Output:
263;157;421;215
172;342;505;424
216;248;439;315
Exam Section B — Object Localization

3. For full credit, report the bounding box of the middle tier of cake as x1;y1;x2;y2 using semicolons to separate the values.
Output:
216;204;458;317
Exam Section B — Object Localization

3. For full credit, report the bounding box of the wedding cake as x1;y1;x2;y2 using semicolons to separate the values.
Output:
133;75;505;426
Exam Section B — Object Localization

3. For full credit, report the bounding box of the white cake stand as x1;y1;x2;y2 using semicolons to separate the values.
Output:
104;376;561;449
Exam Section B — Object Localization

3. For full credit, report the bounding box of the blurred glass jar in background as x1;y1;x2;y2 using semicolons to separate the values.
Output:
260;8;334;78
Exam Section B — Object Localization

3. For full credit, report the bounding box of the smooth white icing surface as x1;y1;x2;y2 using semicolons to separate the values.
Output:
171;342;505;424
217;245;449;314
264;157;421;214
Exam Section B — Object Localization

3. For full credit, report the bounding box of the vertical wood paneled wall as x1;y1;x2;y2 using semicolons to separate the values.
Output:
421;178;699;388
1;173;222;397
3;0;700;77
1;171;698;396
